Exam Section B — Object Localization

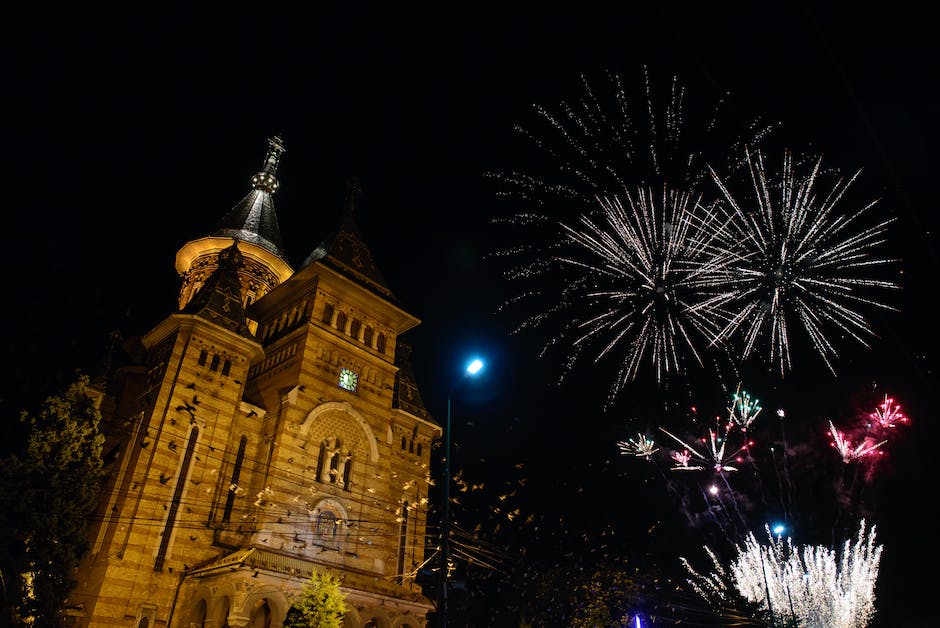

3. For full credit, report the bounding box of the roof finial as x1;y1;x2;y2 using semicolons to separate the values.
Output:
344;176;363;219
250;135;286;194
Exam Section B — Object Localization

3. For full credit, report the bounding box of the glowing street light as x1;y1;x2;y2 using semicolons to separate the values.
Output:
441;357;485;627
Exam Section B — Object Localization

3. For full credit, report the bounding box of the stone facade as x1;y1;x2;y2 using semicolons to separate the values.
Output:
68;141;439;628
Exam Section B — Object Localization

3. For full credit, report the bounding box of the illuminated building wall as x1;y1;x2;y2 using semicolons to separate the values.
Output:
69;138;439;628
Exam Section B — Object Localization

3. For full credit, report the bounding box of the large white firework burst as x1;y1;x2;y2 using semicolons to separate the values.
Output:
703;148;898;375
682;519;882;627
551;185;735;391
492;69;775;400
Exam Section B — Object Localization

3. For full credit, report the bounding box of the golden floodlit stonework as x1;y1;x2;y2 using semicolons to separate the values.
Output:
68;139;440;628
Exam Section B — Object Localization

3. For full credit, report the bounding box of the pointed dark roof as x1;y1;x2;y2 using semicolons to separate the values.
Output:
302;177;397;302
181;241;253;338
392;339;435;423
213;136;287;258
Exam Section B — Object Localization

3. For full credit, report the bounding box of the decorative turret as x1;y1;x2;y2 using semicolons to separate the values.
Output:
301;177;397;303
180;241;253;338
175;137;294;323
213;135;287;255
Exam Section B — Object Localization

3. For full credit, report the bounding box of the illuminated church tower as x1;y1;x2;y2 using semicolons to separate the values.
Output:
70;138;440;628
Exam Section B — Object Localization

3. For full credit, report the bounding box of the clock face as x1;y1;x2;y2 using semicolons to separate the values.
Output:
338;367;359;392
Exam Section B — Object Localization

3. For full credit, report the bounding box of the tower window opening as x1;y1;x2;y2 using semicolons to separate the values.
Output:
210;354;221;371
197;349;208;367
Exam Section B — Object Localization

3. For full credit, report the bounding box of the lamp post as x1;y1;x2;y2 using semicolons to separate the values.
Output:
441;358;484;628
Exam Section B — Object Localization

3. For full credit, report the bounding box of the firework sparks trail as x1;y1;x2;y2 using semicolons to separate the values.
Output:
868;394;909;430
618;432;660;458
701;148;898;375
682;520;882;628
659;420;752;473
828;420;887;463
727;385;762;431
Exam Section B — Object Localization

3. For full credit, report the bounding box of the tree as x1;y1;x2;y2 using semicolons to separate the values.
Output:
0;375;105;626
283;572;349;628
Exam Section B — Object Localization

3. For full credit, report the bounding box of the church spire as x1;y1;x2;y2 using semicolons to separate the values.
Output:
212;136;288;258
250;135;286;194
300;176;397;303
175;137;294;314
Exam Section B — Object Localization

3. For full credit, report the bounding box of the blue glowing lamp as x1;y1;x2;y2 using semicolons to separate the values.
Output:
772;523;787;536
466;358;484;375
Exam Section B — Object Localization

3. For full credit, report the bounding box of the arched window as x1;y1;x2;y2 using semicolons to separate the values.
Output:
248;600;271;628
349;318;361;339
221;359;232;377
335;311;347;333
363;326;374;346
210;354;221;371
322;302;334;325
192;599;207;628
197;349;208;366
376;333;386;354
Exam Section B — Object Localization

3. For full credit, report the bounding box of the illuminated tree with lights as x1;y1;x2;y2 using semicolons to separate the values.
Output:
284;572;348;628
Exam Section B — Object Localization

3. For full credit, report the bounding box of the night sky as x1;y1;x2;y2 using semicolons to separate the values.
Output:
4;4;938;626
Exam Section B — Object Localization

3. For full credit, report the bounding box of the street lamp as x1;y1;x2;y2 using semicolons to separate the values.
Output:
441;357;484;628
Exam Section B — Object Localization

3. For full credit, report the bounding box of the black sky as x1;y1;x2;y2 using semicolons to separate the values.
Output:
4;4;938;625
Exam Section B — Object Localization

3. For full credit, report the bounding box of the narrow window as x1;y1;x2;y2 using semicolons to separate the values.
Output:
221;359;232;377
401;436;407;450
417;443;422;457
397;500;409;584
329;446;340;483
376;333;386;354
316;441;327;483
363;326;374;346
349;319;361;339
222;436;247;523
210;354;220;371
322;302;334;325
335;311;347;333
155;426;199;571
342;455;352;491
197;349;208;366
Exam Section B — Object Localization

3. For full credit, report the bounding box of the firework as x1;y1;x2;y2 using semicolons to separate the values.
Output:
618;432;660;458
550;186;734;388
682;519;882;627
492;70;774;399
727;385;763;431
703;148;898;375
828;420;887;463
868;394;909;430
660;421;751;473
